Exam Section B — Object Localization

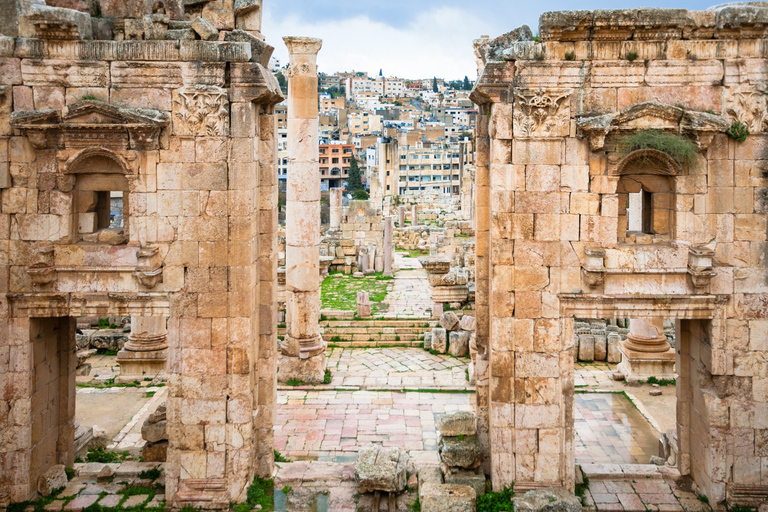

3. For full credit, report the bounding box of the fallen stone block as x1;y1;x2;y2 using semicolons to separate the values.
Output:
444;469;486;496
438;435;482;469
354;445;408;493
512;486;581;512
142;441;168;462
38;465;67;497
432;328;447;353
191;16;218;40
458;315;476;331
439;311;460;331
437;411;476;437
420;483;476;512
449;331;470;357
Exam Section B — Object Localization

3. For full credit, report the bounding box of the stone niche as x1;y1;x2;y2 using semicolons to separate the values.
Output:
0;0;283;508
471;5;768;508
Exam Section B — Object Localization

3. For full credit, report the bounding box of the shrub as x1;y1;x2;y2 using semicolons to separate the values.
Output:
619;129;698;166
726;120;750;143
352;189;369;200
274;450;290;463
626;51;639;61
564;51;576;61
323;369;332;384
138;467;162;480
85;447;120;463
477;484;515;512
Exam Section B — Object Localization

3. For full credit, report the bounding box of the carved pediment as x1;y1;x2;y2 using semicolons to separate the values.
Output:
577;101;730;150
11;101;169;150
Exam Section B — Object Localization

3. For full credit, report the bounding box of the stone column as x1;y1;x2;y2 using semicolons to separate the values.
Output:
115;316;167;383
411;204;418;226
398;205;406;227
330;187;342;230
383;215;393;277
618;317;676;383
278;36;326;384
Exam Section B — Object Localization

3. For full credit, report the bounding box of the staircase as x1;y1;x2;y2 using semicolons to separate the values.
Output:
319;318;438;347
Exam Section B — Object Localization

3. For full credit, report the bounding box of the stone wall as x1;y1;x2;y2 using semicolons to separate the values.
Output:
472;6;768;507
0;0;281;507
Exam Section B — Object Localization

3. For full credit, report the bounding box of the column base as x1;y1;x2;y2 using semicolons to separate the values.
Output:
618;342;676;384
115;348;167;383
277;351;327;384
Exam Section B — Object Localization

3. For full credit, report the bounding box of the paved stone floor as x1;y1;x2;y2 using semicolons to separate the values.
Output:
381;253;432;318
324;346;469;390
274;389;473;465
576;393;660;465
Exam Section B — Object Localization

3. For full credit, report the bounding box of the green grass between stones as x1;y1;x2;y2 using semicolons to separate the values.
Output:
320;272;393;315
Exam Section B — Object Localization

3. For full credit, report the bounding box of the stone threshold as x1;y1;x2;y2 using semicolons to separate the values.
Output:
581;463;680;482
277;385;474;393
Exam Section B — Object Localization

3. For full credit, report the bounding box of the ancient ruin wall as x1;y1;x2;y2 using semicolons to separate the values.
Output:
472;7;768;507
0;0;282;506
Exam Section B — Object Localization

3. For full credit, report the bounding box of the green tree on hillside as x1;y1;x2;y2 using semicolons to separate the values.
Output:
463;76;472;90
347;155;364;192
432;77;438;93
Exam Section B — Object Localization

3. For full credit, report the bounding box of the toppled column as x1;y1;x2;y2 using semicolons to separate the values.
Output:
618;318;675;383
279;36;326;384
383;216;393;277
115;316;167;383
330;187;343;230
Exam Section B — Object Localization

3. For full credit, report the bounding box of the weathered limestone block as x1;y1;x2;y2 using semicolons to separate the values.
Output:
438;435;482;469
38;465;67;497
354;445;408;493
420;484;476;512
432;328;448;353
512;487;581;512
578;334;595;361
459;315;476;331
142;441;168;462
594;334;607;361
418;466;444;503
440;311;460;331
191;16;219;41
438;411;477;437
444;470;486;497
607;333;622;363
449;331;470;357
424;332;432;350
141;403;167;443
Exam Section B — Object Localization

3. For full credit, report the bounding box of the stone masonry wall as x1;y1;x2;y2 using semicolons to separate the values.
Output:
0;1;282;506
472;7;768;507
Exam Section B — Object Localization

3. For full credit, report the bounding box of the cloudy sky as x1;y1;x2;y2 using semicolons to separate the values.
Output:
262;0;717;81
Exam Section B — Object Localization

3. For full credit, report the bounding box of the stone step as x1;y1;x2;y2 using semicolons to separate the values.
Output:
320;320;437;328
321;327;426;335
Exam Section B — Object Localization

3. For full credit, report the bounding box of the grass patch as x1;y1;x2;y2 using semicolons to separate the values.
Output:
564;51;576;60
477;484;514;512
137;467;162;480
145;391;156;398
282;486;292;494
96;348;119;356
618;129;698;166
321;271;392;315
646;376;676;386
697;494;709;504
406;249;429;258
85;447;130;463
274;449;290;463
407;496;421;511
626;51;639;61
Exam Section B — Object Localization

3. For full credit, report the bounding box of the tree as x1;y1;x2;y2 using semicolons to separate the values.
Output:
463;76;472;90
432;77;438;93
346;154;364;192
275;71;287;94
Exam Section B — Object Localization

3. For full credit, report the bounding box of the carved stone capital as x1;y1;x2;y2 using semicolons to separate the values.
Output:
283;36;323;57
582;247;606;290
513;88;572;138
134;246;163;289
688;246;716;293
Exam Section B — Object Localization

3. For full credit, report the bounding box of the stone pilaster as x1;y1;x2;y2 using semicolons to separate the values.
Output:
115;316;168;383
278;36;326;384
618;318;676;383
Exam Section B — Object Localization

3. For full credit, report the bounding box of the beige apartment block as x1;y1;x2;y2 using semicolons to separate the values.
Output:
0;0;283;508
471;6;768;507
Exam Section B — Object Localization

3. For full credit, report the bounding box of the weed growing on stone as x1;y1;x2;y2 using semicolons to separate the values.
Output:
626;51;639;61
726;120;750;142
647;376;676;386
476;484;514;512
85;447;130;463
233;477;274;512
274;449;290;463
137;467;162;480
618;129;698;166
407;496;421;511
697;494;709;504
323;369;332;384
282;486;292;494
564;51;576;60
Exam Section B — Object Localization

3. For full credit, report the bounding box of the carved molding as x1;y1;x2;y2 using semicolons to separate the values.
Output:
26;242;56;288
134;246;164;289
172;85;230;137
577;101;730;151
726;85;768;134
615;148;682;176
513;88;572;138
581;247;606;289
10;100;168;150
688;246;716;293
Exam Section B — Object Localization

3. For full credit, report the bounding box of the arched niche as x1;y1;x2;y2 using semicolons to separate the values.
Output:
615;149;677;243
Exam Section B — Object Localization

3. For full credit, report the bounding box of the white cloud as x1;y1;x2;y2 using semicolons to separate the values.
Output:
262;6;486;80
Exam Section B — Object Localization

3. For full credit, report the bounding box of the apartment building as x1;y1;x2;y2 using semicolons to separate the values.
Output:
319;143;355;191
348;111;382;137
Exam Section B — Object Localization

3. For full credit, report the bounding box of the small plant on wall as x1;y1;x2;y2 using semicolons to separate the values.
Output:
726;120;750;143
618;129;698;166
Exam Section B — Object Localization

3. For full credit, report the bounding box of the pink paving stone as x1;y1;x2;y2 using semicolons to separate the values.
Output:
596;504;625;512
617;493;646;512
44;500;65;511
97;496;123;508
64;495;100;511
122;496;150;508
593;493;620;504
640;493;680;505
